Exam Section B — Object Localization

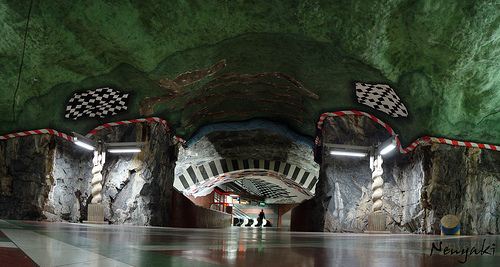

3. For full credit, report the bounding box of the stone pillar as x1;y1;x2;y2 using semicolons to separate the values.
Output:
86;149;107;224
367;155;387;232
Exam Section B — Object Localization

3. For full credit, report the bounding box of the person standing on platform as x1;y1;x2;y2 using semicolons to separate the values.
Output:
257;209;265;226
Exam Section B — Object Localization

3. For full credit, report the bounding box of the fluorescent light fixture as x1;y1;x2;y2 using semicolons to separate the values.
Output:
379;143;396;155
330;150;367;157
72;132;96;151
377;135;398;156
324;143;370;158
74;140;95;151
106;142;144;154
108;148;141;153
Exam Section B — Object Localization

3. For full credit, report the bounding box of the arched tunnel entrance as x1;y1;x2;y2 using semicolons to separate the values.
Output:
169;119;319;229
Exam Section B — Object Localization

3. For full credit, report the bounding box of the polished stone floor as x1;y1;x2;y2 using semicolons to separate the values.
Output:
0;220;498;267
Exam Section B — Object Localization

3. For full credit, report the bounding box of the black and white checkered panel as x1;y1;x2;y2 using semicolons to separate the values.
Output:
248;179;292;199
174;158;318;194
234;180;262;196
355;82;408;117
65;87;129;120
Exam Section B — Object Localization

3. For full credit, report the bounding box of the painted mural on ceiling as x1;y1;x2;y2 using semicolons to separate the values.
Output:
1;0;499;147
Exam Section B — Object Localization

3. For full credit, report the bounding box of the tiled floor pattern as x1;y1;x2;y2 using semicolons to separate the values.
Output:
0;220;498;267
0;221;37;267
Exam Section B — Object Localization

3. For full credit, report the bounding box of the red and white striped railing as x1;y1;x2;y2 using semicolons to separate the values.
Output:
0;112;497;153
317;110;499;153
0;117;186;144
0;129;73;142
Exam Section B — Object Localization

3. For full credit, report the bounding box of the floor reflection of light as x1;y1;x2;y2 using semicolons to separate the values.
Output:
225;242;238;264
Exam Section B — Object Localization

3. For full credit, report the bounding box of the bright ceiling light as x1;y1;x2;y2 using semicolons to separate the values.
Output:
74;140;95;151
108;148;141;153
330;150;367;157
379;143;396;155
73;133;96;151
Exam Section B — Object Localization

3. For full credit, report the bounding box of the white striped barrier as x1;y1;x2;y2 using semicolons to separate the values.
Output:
0;117;186;145
316;110;499;153
0;112;497;154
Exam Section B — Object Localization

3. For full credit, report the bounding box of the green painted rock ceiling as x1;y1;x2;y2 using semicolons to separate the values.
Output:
1;0;499;146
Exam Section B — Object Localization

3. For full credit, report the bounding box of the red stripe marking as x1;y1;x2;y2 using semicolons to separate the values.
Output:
368;114;378;121
2;113;498;154
384;125;394;135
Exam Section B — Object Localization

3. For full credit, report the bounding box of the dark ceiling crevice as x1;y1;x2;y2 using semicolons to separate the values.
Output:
12;0;34;121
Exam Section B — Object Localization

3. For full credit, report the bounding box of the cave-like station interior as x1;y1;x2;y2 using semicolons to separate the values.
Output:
0;1;499;266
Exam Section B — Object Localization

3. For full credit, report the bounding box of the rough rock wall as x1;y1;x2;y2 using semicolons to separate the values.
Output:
177;127;317;173
95;123;177;226
0;122;178;226
0;136;91;221
298;116;499;234
419;145;499;234
45;140;92;222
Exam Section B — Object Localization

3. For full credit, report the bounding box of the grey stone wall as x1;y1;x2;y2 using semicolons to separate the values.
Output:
45;140;92;222
300;116;499;234
0;135;91;221
0;122;178;226
417;145;499;234
93;123;178;226
177;129;318;173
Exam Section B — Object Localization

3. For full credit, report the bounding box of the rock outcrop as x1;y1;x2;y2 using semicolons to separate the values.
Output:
0;135;92;221
177;120;318;173
0;122;178;226
294;116;499;234
95;123;178;226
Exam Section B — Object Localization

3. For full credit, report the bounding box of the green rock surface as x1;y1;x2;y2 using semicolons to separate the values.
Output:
1;0;499;146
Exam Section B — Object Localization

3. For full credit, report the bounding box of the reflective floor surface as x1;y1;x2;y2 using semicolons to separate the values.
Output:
0;220;498;267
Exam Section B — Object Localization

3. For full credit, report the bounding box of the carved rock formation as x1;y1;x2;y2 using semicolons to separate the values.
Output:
0;136;92;221
140;59;227;116
0;123;178;226
93;123;178;226
292;115;499;234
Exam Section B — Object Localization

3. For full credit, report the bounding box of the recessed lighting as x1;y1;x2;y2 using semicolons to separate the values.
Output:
330;150;367;157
